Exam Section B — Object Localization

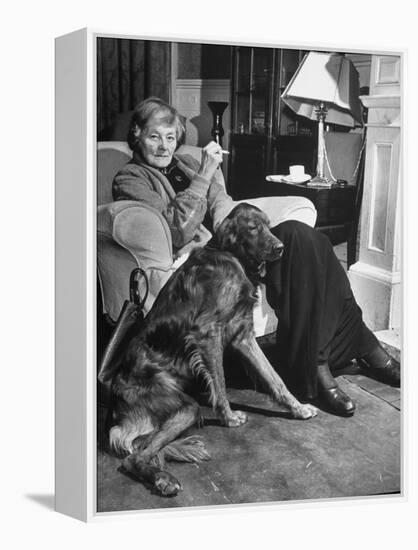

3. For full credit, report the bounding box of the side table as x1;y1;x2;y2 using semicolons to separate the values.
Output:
262;180;359;267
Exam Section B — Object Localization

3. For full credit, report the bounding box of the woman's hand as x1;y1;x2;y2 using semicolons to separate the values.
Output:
197;141;223;181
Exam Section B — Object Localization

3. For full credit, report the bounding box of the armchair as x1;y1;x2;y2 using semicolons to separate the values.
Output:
97;141;317;338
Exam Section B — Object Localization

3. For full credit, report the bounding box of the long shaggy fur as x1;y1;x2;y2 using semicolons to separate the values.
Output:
108;203;317;497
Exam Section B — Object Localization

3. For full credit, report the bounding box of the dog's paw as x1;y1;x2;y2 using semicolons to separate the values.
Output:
154;471;183;497
292;403;318;419
223;410;248;427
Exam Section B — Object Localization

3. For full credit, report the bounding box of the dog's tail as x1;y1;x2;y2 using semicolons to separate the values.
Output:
151;436;211;469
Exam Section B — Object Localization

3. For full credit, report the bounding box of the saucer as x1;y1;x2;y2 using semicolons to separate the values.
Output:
266;174;312;184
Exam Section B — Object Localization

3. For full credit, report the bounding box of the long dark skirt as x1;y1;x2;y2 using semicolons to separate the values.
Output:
265;220;377;400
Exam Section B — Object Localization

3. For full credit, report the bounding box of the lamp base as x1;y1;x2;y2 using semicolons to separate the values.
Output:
307;175;335;188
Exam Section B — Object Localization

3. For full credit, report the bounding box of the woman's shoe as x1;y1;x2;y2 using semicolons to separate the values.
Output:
317;362;356;417
318;386;356;417
358;344;400;387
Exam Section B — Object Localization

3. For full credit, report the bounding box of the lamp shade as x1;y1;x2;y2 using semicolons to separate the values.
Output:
281;52;363;127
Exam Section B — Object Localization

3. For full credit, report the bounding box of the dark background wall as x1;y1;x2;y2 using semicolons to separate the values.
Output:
97;39;232;140
177;43;232;79
97;38;171;140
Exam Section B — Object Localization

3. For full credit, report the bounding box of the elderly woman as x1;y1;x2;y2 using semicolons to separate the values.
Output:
113;97;400;417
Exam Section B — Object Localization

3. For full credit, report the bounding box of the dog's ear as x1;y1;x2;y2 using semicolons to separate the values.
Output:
216;216;237;250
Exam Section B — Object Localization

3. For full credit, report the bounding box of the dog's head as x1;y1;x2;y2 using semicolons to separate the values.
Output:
216;203;283;284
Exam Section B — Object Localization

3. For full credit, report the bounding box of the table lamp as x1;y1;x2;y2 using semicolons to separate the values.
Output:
281;51;363;186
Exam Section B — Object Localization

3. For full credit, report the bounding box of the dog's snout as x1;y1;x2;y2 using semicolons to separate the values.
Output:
275;243;284;259
265;234;284;261
273;242;284;260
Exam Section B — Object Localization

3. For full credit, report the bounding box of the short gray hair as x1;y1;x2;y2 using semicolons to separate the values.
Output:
127;97;185;152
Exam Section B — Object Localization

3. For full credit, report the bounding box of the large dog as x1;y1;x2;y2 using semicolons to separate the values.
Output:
108;203;317;496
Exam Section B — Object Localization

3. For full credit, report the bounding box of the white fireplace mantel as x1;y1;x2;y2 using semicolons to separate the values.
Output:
348;54;402;333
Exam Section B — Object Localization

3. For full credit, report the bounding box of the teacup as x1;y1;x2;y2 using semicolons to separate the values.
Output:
289;165;305;180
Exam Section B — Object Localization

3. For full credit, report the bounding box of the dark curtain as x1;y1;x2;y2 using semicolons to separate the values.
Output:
97;38;171;140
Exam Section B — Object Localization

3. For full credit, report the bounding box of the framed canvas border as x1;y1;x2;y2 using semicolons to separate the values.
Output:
55;27;96;522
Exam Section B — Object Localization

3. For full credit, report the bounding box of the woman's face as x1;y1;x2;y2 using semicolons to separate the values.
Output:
138;120;178;169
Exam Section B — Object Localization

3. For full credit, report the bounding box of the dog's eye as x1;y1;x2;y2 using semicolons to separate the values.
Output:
248;224;258;233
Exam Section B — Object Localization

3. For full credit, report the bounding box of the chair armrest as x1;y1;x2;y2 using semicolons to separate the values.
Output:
98;201;173;268
238;196;317;228
97;201;176;319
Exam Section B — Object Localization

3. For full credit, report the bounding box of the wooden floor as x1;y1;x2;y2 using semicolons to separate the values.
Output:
96;244;400;514
96;354;401;513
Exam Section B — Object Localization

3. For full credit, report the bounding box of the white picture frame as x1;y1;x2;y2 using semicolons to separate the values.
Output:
55;28;404;522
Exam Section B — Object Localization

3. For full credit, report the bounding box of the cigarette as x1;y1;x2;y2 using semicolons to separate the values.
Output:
221;150;230;155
